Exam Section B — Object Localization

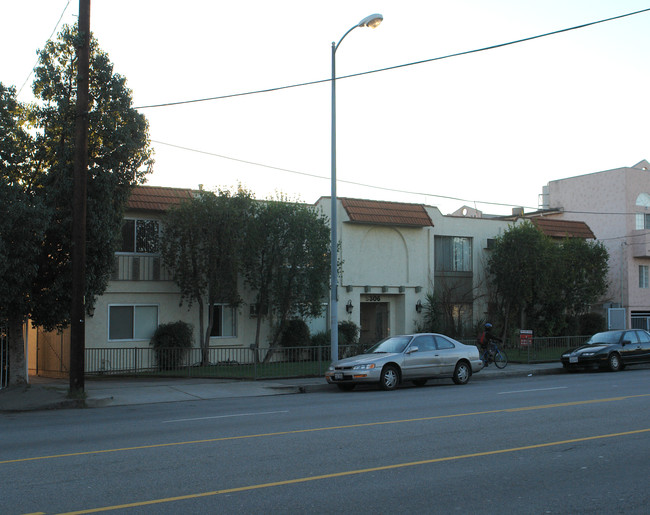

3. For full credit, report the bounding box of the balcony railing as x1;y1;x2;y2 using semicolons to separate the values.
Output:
112;254;173;281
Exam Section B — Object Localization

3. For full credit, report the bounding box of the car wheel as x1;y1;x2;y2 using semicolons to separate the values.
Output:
337;383;355;392
380;365;400;391
608;353;622;372
412;379;427;387
453;361;471;385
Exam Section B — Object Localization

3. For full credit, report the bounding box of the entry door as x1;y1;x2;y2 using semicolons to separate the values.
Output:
360;302;389;347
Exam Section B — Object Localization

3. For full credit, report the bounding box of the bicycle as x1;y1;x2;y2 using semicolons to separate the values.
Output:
481;340;508;369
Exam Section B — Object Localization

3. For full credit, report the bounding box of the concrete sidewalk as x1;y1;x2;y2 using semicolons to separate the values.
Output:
0;363;564;413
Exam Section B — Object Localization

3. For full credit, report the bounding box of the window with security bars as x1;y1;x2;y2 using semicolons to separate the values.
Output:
119;219;160;254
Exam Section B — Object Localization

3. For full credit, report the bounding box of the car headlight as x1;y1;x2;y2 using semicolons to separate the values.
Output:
352;363;376;370
581;352;595;356
328;365;335;371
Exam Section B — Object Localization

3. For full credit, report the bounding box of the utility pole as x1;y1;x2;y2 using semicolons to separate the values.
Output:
70;0;90;394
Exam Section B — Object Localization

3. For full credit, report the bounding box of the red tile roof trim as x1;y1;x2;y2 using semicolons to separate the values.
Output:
532;217;595;239
127;185;194;212
340;198;433;227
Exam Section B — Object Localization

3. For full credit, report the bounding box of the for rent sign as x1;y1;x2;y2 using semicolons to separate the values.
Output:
520;329;533;346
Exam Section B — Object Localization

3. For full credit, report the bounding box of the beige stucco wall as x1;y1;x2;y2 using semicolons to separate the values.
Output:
545;162;650;324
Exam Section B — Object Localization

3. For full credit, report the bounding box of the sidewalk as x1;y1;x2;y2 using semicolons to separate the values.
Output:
0;363;564;413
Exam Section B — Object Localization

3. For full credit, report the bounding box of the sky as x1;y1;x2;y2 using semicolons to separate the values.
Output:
3;0;650;215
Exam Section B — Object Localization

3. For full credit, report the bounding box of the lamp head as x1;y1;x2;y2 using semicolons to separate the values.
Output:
358;13;383;29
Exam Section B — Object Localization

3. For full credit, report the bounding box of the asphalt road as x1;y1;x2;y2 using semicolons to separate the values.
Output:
2;368;649;514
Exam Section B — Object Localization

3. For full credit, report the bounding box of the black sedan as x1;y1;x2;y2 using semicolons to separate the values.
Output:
561;329;650;372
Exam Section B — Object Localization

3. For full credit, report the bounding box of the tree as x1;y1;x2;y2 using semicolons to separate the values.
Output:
160;188;254;363
488;221;609;337
28;24;153;331
242;197;330;359
0;84;47;385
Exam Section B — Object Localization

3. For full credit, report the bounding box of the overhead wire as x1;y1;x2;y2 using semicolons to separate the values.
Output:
135;7;650;110
17;0;72;97
145;7;650;214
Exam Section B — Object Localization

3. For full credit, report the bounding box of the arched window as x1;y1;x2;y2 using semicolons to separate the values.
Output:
636;193;650;207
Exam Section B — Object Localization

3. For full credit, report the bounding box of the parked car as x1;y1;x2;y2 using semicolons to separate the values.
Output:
560;329;650;372
325;333;483;391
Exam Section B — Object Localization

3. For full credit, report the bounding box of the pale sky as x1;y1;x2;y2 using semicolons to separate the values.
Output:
4;1;650;215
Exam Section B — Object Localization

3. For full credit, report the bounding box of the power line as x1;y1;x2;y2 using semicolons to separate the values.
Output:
152;139;536;210
17;0;71;97
136;7;650;110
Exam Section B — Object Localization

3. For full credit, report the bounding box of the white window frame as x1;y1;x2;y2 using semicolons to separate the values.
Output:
108;304;159;341
210;304;237;338
640;265;649;289
117;218;161;255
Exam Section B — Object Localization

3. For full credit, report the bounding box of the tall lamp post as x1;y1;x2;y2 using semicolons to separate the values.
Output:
330;13;383;362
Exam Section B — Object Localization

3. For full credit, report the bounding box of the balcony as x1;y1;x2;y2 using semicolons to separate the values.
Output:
112;254;173;281
632;232;650;258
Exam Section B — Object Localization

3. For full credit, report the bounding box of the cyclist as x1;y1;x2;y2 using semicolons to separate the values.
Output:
478;323;501;366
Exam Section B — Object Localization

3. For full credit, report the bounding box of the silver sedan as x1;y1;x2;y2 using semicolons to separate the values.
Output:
325;333;484;391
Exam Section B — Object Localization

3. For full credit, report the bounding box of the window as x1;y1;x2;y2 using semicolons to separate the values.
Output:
109;305;158;341
640;265;649;289
434;336;456;350
435;236;472;272
210;304;237;337
119;219;160;254
412;335;436;351
636;213;650;230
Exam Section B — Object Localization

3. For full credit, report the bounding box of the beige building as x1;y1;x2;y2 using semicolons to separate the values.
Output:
539;159;650;329
29;186;518;375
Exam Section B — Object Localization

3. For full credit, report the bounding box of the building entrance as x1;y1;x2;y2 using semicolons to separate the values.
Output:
360;302;389;347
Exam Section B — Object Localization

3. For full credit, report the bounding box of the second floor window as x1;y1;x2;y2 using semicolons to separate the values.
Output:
435;236;472;272
119;219;160;254
640;265;649;289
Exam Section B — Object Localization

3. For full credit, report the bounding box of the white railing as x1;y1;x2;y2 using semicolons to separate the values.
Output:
112;255;173;281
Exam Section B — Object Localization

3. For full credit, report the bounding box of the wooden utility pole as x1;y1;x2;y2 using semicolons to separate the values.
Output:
70;0;90;394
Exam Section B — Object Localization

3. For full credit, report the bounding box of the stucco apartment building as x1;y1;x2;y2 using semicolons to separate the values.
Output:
539;159;650;329
30;186;521;375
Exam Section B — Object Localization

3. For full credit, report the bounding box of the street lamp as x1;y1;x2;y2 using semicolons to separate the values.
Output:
330;13;383;362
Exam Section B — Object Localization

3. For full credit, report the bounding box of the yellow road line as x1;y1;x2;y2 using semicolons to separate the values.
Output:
53;427;650;515
3;393;649;466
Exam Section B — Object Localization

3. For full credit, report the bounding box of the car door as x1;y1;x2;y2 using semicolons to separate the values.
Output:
433;335;459;376
401;335;437;379
620;330;642;363
636;330;650;363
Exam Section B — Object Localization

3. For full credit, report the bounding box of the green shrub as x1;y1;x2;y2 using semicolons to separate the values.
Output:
578;312;606;335
279;319;311;347
150;321;193;370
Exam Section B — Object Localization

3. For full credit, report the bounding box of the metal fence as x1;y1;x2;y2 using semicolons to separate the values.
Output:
83;336;585;379
85;344;363;380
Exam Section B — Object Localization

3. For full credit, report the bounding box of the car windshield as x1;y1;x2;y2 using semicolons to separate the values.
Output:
586;331;621;345
366;336;412;354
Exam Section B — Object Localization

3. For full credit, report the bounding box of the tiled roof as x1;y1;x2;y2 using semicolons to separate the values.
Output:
532;217;595;239
340;198;433;227
127;185;194;212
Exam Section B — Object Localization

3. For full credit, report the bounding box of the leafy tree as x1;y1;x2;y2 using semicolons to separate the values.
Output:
242;197;330;360
0;84;47;385
160;188;254;363
29;24;153;331
488;221;609;337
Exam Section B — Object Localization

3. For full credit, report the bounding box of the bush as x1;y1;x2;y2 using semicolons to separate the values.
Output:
279;319;311;347
150;321;193;370
578;312;606;335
